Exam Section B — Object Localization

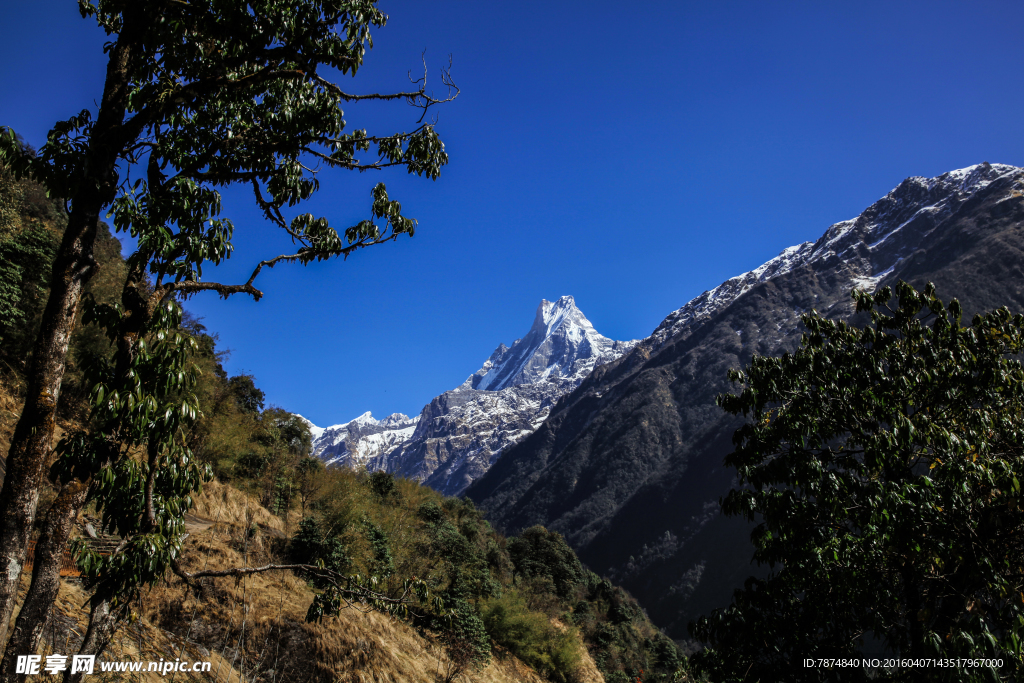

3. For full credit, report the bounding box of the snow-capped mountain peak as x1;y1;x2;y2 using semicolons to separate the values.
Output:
347;411;378;428
307;296;638;494
463;295;637;393
532;295;592;338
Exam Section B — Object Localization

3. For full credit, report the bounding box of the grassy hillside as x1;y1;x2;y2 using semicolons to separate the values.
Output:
1;392;688;682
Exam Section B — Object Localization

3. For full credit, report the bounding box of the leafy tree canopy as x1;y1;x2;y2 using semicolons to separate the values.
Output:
0;226;59;342
0;0;456;667
508;526;586;600
692;282;1024;682
228;374;265;414
1;0;456;314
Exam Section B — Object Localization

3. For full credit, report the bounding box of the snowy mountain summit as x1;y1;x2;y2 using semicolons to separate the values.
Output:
307;296;637;494
461;295;636;392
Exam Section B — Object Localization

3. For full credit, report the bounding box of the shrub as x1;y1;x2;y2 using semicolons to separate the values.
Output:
508;526;585;599
481;590;581;683
290;516;351;584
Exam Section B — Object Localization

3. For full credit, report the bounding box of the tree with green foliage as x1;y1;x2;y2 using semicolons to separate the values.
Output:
0;0;454;670
369;469;400;503
295;455;325;516
0;225;59;349
0;297;208;680
291;515;352;578
508;526;586;600
0;146;64;362
481;589;580;682
408;500;493;681
1;153;128;421
362;516;396;582
0;164;20;238
691;282;1024;682
241;407;312;510
436;597;491;682
227;374;265;415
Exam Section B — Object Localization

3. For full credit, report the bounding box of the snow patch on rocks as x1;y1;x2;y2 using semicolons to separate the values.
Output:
648;163;1023;351
307;296;637;494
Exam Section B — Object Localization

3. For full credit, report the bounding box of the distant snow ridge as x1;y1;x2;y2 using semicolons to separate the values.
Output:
648;241;816;349
306;296;638;494
649;162;1022;349
305;164;1023;491
302;411;419;468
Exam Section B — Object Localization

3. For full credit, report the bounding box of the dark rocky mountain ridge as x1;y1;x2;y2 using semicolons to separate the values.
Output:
466;162;1024;639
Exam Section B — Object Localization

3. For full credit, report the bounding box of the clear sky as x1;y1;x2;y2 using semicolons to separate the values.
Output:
3;1;1024;426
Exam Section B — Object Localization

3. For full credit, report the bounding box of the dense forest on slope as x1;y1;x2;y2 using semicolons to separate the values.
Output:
467;164;1024;641
0;142;125;438
0;149;689;682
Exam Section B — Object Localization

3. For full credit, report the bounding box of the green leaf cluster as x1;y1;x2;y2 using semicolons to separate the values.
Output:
481;590;581;682
508;525;586;600
692;282;1024;682
0;147;129;420
0;156;62;361
55;298;212;603
290;515;352;580
0;0;452;310
0;225;59;346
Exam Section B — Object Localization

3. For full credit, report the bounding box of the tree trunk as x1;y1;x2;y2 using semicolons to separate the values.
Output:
0;234;157;678
0;210;99;649
0;481;89;683
63;590;123;683
0;20;138;652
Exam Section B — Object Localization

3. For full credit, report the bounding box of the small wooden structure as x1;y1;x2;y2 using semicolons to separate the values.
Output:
23;530;120;578
23;540;83;577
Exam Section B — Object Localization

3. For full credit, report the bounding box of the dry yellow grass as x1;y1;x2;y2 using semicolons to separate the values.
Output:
7;509;574;683
550;620;604;683
146;487;603;683
190;479;287;533
0;381;603;683
7;572;229;682
141;505;591;683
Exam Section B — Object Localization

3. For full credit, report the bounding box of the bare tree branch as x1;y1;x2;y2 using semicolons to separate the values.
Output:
172;561;418;610
153;280;264;307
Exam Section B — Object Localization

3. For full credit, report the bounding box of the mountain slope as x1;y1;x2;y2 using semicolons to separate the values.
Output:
308;296;637;495
466;162;1024;639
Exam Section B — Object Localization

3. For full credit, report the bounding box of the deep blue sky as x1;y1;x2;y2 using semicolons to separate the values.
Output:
3;1;1024;426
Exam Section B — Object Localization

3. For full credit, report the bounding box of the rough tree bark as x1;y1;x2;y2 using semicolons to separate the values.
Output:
0;17;139;653
63;589;124;683
0;482;90;682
